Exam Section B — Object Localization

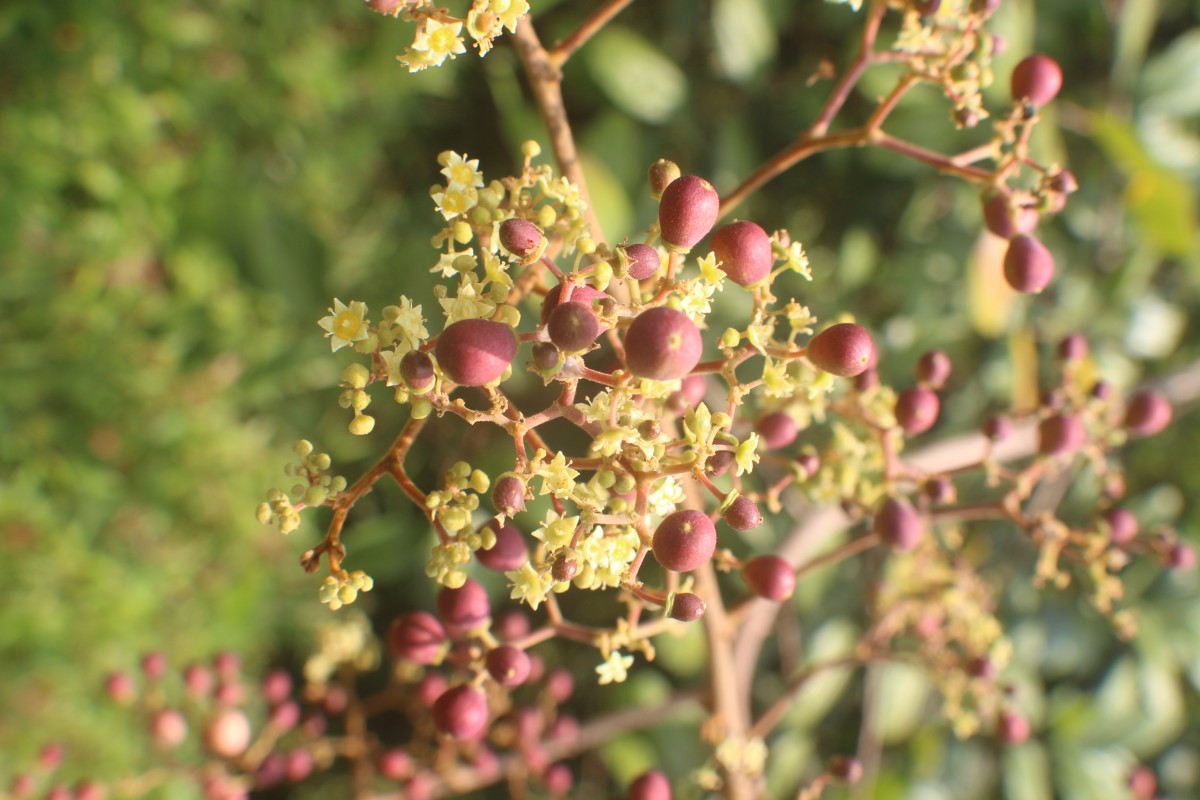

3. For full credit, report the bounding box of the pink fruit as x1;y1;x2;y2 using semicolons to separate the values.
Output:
476;520;529;571
620;243;662;280
711;220;773;287
1123;390;1172;438
1003;234;1055;294
658;175;720;252
873;497;922;551
387;611;446;664
652;509;717;572
1011;54;1063;106
625;306;703;381
895;386;940;435
742;555;796;601
435;319;518;387
807;323;875;378
432;685;489;739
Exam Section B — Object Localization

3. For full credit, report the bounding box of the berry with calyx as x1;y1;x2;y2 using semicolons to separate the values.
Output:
742;555;796;601
551;552;579;582
1011;54;1063;107
648;159;681;199
1102;507;1138;545
658;175;719;253
531;341;560;373
620;243;662;280
399;351;435;394
1123;390;1172;438
476;520;529;571
707;449;735;476
916;349;952;388
548;301;602;353
722;495;763;531
711;220;773;287
628;769;672;800
873;497;922;551
437;579;491;635
499;217;543;260
652;509;717;573
895;387;940;436
1038;413;1085;456
435;319;518;387
755;411;798;450
807;323;875;378
981;190;1038;239
1003;234;1054;293
667;592;706;621
432;685;489;739
486;646;532;687
624;306;703;381
388;612;446;665
539;284;606;324
492;473;527;517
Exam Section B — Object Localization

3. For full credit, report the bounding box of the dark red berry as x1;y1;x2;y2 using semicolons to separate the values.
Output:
435;319;518;387
668;592;706;621
652;509;717;573
1011;54;1063;106
416;673;448;707
707;449;735;476
620;243;662;280
915;0;941;15
437;579;492;635
388;612;446;664
400;351;435;393
742;555;796;601
1166;542;1196;571
540;284;606;325
485;646;532;687
873;497;922;551
1123;390;1172;438
755;411;798;450
492;474;527;517
981;190;1039;239
829;756;864;783
1038;413;1085;456
982;415;1011;441
1102;507;1137;545
1048;169;1078;195
1003;234;1054;293
548;301;602;353
711;220;773;287
1057;333;1088;361
807;323;875;378
532;341;560;372
924;476;955;506
628;769;672;800
477;520;529;571
722;495;763;531
551;552;579;582
658;175;720;253
432;685;489;739
624;306;703;381
915;349;952;388
895;387;940;436
499;218;543;259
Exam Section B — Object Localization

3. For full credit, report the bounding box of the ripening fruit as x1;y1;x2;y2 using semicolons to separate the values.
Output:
150;709;188;749
377;748;413;781
1038;413;1086;456
895;387;940;436
997;710;1031;745
1103;507;1138;545
388;612;447;664
652;509;717;573
399;351;436;394
807;323;875;378
742;555;796;601
722;495;763;531
755;411;798;450
435;319;518;387
711;220;773;287
625;306;703;381
499;217;543;259
1057;333;1088;361
873;497;922;551
1123;390;1172;438
982;415;1011;441
432;685;489;739
540;284;607;325
366;0;405;15
628;769;673;800
205;708;252;759
658;175;720;252
1166;543;1196;571
476;520;529;571
416;673;449;708
668;592;706;621
485;646;532;687
437;579;492;635
980;190;1038;239
620;243;662;280
548;301;602;353
491;474;527;517
829;755;864;784
915;349;952;388
667;373;707;412
648;159;681;198
1003;234;1055;293
531;341;560;372
1011;54;1063;107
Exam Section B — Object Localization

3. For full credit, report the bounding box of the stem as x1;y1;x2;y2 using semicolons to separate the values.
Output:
548;0;637;68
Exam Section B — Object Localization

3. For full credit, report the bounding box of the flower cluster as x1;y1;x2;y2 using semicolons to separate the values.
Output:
366;0;531;71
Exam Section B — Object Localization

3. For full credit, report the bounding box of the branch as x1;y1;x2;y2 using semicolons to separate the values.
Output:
548;0;637;68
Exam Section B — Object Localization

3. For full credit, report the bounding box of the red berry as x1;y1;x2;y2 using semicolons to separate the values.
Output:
437;578;492;635
711;220;773;287
667;592;706;621
399;350;436;394
205;709;252;759
1166;543;1196;571
491;474;527;516
915;349;952;388
1057;333;1088;361
499;218;543;259
477;520;529;571
493;608;531;642
652;509;717;572
658;175;720;252
895;386;940;436
262;669;292;705
141;651;167;679
924;476;956;505
1038;413;1085;456
982;415;1011;441
1003;234;1054;293
997;710;1031;744
387;611;447;664
755;411;798;450
624;306;703;381
742;555;796;601
417;673;449;707
544;763;573;795
105;671;135;704
722;495;763;531
1011;54;1063;106
435;319;518;387
707;449;735;477
151;709;188;749
377;749;413;781
807;323;875;378
1102;508;1138;545
540;284;607;325
829;755;864;783
366;0;405;15
532;341;560;372
485;646;532;687
873;497;922;551
184;663;214;698
546;668;575;702
432;685;489;739
548;301;602;353
980;190;1038;239
1123;390;1172;438
628;769;672;800
620;243;662;280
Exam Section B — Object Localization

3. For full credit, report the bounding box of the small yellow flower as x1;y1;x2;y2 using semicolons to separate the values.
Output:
391;296;428;353
507;562;554;610
595;650;634;685
432;186;478;221
440;151;485;191
412;18;467;68
318;299;369;352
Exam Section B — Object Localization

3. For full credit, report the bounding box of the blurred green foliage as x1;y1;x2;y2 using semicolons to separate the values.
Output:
1;0;1199;797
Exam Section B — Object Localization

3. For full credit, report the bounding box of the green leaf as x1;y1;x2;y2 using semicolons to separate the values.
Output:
585;27;687;124
713;0;777;83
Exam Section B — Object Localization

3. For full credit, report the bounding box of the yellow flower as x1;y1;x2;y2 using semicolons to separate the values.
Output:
391;296;428;353
412;18;467;68
431;186;478;221
595;650;634;685
318;299;369;352
490;0;530;32
440;151;484;190
506;562;554;610
532;511;579;550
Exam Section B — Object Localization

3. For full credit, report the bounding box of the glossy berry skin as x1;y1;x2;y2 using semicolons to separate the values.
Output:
625;306;703;381
755;411;798;450
916;349;952;388
432;685;489;740
711;220;773;287
1038;413;1085;456
437;579;492;635
1003;235;1054;293
807;323;875;378
722;495;763;531
873;497;922;551
652;509;717;573
742;555;796;601
1123;390;1172;438
399;351;435;394
895;387;940;436
476;520;529;572
981;190;1038;239
547;301;602;353
620;243;662;280
658;175;720;252
1011;54;1063;106
387;612;446;665
628;769;672;800
499;217;542;259
435;319;518;387
485;646;532;687
668;592;706;621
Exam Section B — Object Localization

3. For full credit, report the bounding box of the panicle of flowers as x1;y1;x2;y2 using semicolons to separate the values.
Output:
256;440;347;534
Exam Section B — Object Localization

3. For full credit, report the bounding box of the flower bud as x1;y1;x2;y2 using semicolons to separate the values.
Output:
648;159;681;199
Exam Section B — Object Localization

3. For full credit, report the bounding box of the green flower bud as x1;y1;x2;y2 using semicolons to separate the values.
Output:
411;397;433;419
349;414;376;436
